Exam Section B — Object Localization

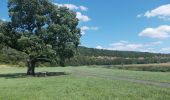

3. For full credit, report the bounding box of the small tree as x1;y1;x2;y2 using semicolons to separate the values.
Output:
0;0;81;75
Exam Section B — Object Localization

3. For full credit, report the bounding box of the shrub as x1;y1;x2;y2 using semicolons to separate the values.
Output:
18;61;26;67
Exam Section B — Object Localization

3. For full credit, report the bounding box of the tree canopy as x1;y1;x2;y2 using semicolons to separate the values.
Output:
0;0;81;75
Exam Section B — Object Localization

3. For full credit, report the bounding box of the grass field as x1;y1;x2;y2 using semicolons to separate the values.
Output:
0;66;170;100
101;63;170;72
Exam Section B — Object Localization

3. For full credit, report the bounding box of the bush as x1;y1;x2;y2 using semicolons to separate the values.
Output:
17;61;26;67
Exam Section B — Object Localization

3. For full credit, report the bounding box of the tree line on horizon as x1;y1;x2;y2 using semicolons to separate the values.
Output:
1;45;170;66
65;46;170;66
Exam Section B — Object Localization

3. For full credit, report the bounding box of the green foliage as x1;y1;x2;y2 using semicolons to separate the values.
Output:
8;0;55;56
64;46;170;66
0;0;81;73
0;46;25;64
78;46;168;58
1;45;170;70
17;61;26;67
47;7;81;66
0;20;7;44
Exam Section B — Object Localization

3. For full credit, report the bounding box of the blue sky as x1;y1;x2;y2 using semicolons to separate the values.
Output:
1;0;170;53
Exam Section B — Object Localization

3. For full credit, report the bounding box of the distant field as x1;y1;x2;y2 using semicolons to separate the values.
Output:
114;62;170;67
0;66;170;100
101;63;170;72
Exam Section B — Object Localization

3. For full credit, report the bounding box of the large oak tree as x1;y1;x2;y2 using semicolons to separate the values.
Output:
0;0;81;75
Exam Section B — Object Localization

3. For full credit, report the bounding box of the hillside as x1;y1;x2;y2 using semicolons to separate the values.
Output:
0;46;25;64
67;46;170;65
78;46;169;58
1;45;170;66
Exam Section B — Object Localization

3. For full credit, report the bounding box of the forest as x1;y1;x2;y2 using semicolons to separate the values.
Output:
1;45;170;66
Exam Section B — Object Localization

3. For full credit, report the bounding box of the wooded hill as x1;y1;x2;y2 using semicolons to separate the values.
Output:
78;46;169;58
65;46;170;66
1;45;170;66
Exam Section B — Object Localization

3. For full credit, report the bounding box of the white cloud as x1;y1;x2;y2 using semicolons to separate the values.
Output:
91;27;99;30
80;6;88;11
53;3;63;7
96;45;103;49
53;2;90;22
119;40;129;44
139;25;170;39
97;41;162;52
158;47;170;53
80;26;99;35
53;3;88;11
110;41;129;47
81;26;99;31
108;42;144;51
147;41;162;45
0;18;7;21
64;4;79;10
137;14;143;18
80;26;89;30
161;47;170;52
76;12;91;22
143;4;170;20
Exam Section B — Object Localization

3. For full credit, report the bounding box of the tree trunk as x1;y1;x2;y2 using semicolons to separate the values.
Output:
27;56;35;76
26;56;50;76
60;57;65;67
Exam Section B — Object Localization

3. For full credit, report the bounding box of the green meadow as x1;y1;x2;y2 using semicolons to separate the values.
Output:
0;66;170;100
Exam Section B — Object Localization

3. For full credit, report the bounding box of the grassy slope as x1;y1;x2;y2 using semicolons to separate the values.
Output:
0;66;169;100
